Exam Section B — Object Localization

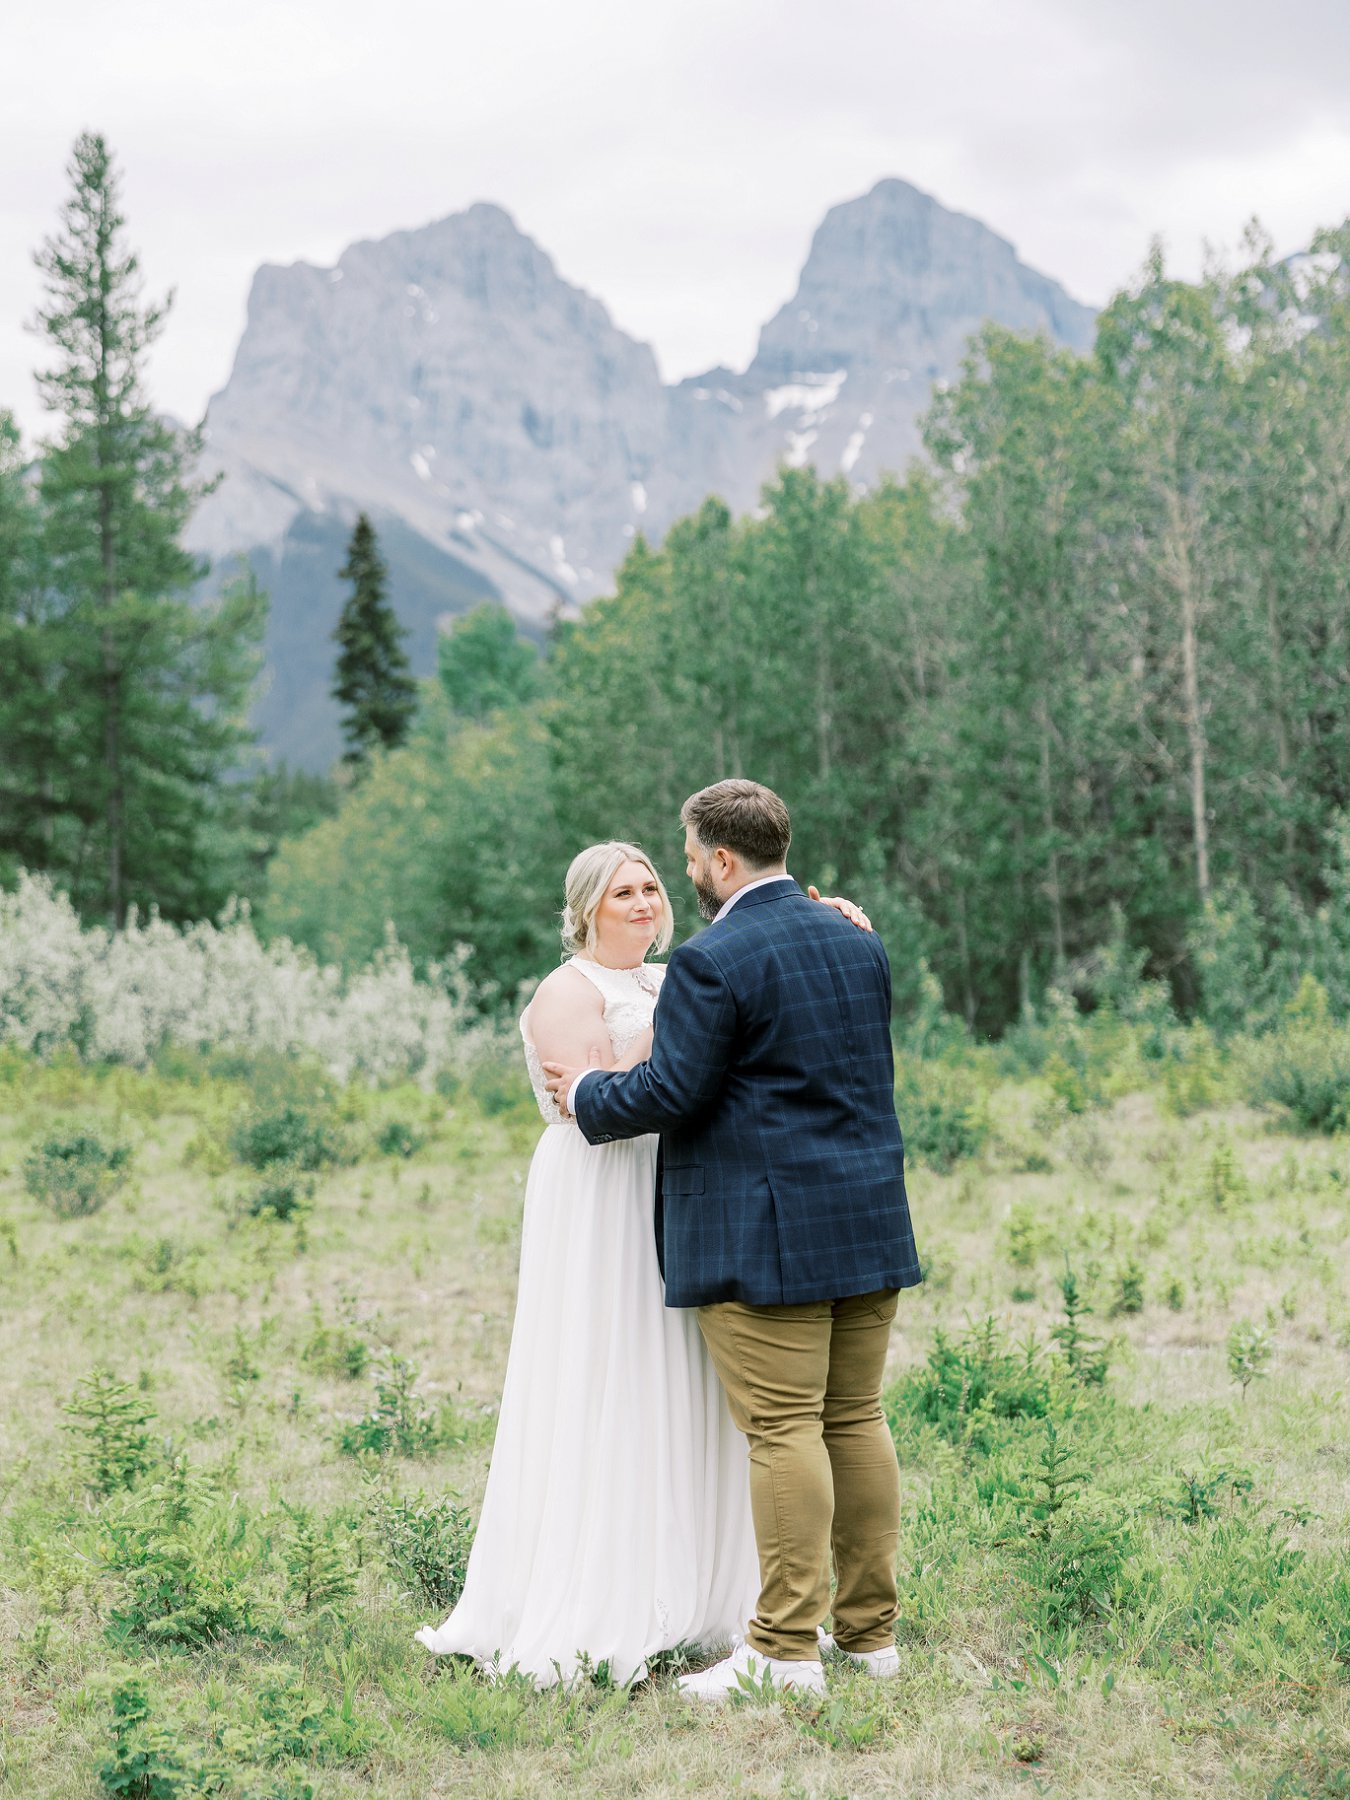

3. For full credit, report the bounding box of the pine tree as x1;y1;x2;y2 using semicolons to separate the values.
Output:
332;513;416;768
32;131;264;925
0;411;61;882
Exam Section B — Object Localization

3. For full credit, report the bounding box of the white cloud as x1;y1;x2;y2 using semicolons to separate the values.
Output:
2;0;1347;444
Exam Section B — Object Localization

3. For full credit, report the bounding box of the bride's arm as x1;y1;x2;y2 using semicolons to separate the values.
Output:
526;966;628;1073
615;1024;653;1069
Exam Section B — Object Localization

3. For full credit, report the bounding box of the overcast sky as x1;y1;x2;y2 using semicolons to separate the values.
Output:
3;0;1348;442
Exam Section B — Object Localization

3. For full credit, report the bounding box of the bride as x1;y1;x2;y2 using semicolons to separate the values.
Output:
415;841;866;1687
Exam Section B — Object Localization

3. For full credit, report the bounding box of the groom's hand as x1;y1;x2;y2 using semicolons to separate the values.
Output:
808;885;873;932
543;1045;602;1118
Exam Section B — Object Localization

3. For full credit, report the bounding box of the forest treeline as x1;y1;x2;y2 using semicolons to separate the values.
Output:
267;229;1350;1032
4;134;1350;1033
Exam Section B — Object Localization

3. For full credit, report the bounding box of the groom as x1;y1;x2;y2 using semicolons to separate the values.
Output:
544;778;921;1700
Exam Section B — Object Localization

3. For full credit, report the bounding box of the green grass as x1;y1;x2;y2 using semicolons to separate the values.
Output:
1;1046;1347;1798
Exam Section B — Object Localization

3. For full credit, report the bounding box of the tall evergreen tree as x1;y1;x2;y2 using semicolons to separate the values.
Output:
32;131;265;925
332;513;416;768
0;410;61;883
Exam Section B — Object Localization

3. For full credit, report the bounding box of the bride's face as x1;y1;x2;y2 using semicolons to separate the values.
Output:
593;860;664;962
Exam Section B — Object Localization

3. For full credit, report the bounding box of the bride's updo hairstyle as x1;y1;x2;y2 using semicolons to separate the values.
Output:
560;841;674;961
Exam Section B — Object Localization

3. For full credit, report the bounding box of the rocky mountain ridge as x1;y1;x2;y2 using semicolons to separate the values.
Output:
187;179;1096;767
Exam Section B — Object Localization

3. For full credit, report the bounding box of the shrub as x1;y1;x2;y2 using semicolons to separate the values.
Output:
99;1472;275;1648
338;1353;444;1457
24;1127;132;1217
1109;1259;1146;1317
895;1059;989;1172
1043;1052;1097;1117
279;1503;358;1615
367;1486;476;1609
1197;1139;1252;1209
302;1299;371;1380
1050;1262;1110;1386
220;1663;382;1766
1227;1319;1273;1399
64;1369;159;1495
229;1102;348;1173
1004;1199;1047;1271
240;1165;315;1224
894;1316;1051;1450
1243;1011;1350;1135
98;1678;223;1799
1012;1420;1129;1631
376;1119;426;1158
0;870;496;1087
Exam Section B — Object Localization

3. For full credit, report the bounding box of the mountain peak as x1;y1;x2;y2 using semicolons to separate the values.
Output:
750;177;1093;378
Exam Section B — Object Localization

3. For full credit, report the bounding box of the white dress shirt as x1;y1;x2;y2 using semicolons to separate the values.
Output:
566;873;790;1117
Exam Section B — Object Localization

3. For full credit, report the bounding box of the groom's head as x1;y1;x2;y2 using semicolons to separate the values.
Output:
681;780;792;920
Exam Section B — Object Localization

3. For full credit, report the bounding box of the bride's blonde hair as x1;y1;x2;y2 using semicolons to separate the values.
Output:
560;842;674;960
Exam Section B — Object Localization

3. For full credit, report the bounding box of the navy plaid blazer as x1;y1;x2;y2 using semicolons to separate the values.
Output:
573;878;922;1307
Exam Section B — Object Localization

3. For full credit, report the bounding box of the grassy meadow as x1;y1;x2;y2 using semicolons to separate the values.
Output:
0;1032;1348;1800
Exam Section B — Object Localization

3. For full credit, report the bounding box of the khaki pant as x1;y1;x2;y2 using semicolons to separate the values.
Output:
697;1289;902;1661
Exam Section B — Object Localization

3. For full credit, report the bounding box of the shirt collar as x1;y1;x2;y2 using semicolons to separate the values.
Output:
713;873;791;923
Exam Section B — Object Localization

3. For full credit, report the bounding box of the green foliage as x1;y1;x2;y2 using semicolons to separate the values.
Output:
64;1368;159;1494
1012;1421;1129;1630
218;1660;382;1766
408;1664;530;1748
436;601;539;721
239;1166;314;1225
301;1298;371;1380
1042;1052;1098;1117
1109;1259;1146;1317
1003;1198;1047;1271
375;1118;425;1158
894;1058;989;1172
278;1503;358;1615
98;1666;375;1798
895;1316;1051;1450
791;1693;885;1751
366;1484;476;1609
264;703;561;994
1163;1465;1255;1524
98;1465;275;1648
1196;1138;1252;1210
99;1678;221;1798
337;1353;444;1458
332;512;416;768
24;1126;132;1216
28;133;265;926
1243;984;1350;1134
1227;1319;1274;1399
1050;1262;1110;1386
229;1102;348;1173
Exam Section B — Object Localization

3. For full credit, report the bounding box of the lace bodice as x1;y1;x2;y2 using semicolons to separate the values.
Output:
520;956;665;1125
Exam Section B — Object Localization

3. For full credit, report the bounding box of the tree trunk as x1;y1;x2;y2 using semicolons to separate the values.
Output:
1165;482;1211;906
1037;693;1066;975
96;214;126;930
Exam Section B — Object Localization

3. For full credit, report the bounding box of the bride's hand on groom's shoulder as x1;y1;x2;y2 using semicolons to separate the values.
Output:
808;885;873;932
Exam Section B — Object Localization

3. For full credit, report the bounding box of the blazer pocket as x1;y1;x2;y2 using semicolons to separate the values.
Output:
662;1167;705;1195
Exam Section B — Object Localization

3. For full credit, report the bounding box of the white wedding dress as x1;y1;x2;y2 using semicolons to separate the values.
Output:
414;955;759;1686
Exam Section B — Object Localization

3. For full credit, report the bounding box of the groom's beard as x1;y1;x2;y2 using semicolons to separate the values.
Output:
692;872;721;921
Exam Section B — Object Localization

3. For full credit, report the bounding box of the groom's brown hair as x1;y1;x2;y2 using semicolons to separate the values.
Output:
681;779;791;869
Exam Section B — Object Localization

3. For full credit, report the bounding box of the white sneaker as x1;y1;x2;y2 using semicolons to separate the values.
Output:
677;1639;826;1702
817;1628;901;1678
